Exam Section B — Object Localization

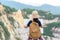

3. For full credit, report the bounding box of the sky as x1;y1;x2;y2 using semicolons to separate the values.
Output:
4;0;60;6
13;0;60;6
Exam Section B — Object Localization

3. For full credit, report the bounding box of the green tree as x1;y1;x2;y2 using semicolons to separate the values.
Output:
0;21;10;40
3;5;17;14
43;22;60;37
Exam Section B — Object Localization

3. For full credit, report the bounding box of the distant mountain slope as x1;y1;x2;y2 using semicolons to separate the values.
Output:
0;0;60;14
0;0;36;9
38;4;60;15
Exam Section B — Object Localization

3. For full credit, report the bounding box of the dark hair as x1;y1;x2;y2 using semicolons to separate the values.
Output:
33;18;38;22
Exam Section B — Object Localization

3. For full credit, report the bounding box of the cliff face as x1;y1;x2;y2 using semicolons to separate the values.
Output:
0;5;21;40
0;4;29;40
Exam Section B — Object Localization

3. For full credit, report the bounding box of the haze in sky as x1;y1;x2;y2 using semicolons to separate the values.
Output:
12;0;60;6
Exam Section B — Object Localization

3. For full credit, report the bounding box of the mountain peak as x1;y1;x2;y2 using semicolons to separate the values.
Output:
0;0;60;14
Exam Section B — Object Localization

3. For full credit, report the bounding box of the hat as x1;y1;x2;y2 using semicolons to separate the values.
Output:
31;10;40;18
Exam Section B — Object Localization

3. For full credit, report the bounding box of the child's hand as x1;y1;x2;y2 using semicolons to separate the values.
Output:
24;26;28;28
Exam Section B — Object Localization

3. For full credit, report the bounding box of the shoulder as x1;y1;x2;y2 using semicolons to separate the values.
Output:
27;20;32;27
29;20;32;23
38;19;41;23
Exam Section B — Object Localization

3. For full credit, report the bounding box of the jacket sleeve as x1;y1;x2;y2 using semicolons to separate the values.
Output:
27;20;32;27
38;20;42;27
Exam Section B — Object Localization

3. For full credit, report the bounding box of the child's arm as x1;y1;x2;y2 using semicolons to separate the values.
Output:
24;26;28;28
38;20;43;28
24;20;32;28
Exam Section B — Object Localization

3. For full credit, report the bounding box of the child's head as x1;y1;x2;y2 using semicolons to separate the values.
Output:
32;10;39;18
29;10;40;20
33;18;38;22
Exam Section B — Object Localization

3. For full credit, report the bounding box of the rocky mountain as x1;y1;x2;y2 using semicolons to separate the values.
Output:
0;3;60;40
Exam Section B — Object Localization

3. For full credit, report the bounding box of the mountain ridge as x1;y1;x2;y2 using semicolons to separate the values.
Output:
0;0;60;14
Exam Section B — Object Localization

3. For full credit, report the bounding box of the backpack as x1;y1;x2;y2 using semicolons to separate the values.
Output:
29;21;41;39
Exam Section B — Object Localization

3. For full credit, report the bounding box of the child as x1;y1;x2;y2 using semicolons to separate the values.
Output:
25;10;43;40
